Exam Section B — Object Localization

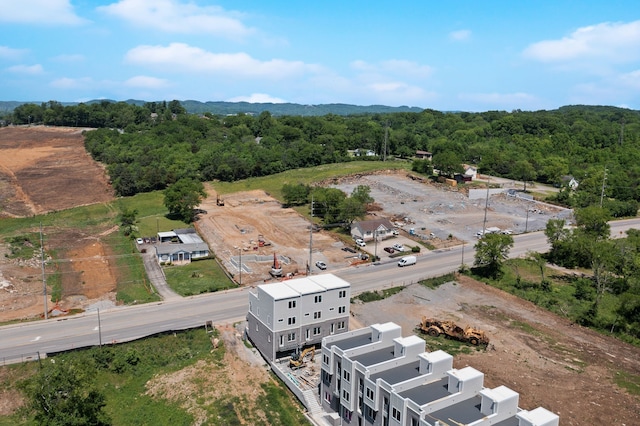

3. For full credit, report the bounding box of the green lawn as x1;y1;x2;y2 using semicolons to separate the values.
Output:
163;259;237;296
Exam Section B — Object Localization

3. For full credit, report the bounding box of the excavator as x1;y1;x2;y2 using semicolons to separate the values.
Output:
289;346;315;369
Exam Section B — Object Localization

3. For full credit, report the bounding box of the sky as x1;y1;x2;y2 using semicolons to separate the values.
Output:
1;0;640;112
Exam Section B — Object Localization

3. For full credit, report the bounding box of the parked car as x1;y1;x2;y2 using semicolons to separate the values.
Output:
136;238;144;245
383;247;394;253
315;261;327;270
342;247;357;253
355;239;366;247
392;243;405;252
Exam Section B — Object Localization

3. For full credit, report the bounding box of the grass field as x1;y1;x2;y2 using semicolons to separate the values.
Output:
163;258;236;296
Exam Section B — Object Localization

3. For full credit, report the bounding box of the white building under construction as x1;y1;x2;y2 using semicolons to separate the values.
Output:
246;274;351;362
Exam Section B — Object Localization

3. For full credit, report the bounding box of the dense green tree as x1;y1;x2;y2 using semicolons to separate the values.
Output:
21;360;111;425
473;233;514;278
574;206;611;239
163;178;207;223
119;207;139;237
350;185;373;206
282;183;310;206
338;197;367;225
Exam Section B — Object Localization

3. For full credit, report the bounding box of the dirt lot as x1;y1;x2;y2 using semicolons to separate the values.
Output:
0;126;118;322
349;277;640;425
195;184;369;283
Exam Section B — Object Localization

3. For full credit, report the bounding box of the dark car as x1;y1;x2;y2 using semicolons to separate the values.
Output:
383;247;394;253
342;247;357;253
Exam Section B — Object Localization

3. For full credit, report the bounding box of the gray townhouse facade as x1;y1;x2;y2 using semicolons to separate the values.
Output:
246;274;351;362
320;322;559;426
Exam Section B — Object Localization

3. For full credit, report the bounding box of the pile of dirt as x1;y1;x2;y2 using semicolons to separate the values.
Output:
350;275;640;425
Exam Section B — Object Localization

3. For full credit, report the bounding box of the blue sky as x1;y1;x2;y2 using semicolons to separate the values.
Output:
1;0;639;111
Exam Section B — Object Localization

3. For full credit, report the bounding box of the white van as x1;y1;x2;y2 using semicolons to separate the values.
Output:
397;255;417;267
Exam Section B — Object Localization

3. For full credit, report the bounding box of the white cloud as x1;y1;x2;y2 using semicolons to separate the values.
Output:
523;20;640;63
226;93;287;103
50;77;93;89
6;64;44;75
125;43;319;78
53;54;85;63
124;75;169;89
350;59;433;79
618;69;640;89
449;29;471;41
0;0;88;25
0;46;28;60
98;0;255;39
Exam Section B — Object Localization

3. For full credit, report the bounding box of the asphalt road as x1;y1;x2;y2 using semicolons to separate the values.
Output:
1;218;638;365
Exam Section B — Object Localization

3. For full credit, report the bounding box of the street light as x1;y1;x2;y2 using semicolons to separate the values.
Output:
374;230;378;261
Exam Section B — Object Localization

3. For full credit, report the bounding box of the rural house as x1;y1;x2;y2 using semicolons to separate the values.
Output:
154;228;210;265
246;274;351;362
350;218;395;242
415;150;432;160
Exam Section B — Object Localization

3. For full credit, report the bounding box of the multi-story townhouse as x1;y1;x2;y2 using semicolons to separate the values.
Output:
320;322;559;426
246;273;350;362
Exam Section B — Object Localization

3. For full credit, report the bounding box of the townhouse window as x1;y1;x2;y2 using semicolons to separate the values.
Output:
339;290;347;298
325;391;331;403
288;316;296;325
338;321;346;330
343;370;350;382
342;390;350;402
313;327;321;335
392;407;401;422
306;329;310;340
288;300;296;309
314;311;322;319
287;332;296;341
314;295;322;303
366;387;374;400
323;354;329;364
411;417;419;426
338;306;346;314
279;335;284;346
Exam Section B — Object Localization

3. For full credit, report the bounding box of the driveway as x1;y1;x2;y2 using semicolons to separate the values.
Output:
140;246;181;300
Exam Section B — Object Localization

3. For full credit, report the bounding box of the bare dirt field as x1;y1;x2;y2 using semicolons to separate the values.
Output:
195;184;368;284
0;126;114;217
0;127;118;322
349;277;640;426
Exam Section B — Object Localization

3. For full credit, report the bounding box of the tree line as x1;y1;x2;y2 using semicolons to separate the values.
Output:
4;101;640;211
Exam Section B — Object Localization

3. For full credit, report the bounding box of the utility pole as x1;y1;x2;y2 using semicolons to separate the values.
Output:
238;248;242;285
97;308;102;348
600;166;607;208
309;196;314;275
40;222;48;320
383;121;389;162
482;176;490;236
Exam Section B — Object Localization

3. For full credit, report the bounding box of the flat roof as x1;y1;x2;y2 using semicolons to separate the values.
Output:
308;274;351;290
259;282;300;300
177;233;204;244
492;417;519;426
157;231;177;238
350;345;395;367
398;377;449;406
428;395;483;425
325;332;373;351
370;360;420;385
285;278;325;295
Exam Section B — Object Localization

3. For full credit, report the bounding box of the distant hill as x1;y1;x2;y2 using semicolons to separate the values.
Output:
0;100;423;116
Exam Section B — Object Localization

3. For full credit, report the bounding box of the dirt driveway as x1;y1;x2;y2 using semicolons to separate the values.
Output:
350;276;640;426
